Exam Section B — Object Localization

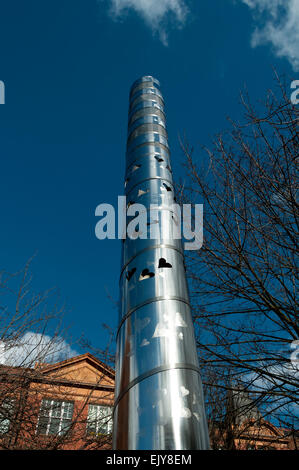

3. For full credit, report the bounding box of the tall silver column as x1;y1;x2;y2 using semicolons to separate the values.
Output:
113;76;210;450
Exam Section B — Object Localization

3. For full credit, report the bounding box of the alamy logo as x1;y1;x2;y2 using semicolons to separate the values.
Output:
290;80;299;105
95;197;203;251
0;81;5;104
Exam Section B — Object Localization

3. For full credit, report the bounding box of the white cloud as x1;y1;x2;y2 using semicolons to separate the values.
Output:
101;0;189;45
242;0;299;71
243;359;299;418
0;332;78;367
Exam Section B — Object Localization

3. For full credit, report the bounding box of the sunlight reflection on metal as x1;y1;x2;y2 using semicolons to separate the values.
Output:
113;76;210;450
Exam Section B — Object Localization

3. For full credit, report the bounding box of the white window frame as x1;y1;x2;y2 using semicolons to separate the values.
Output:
37;399;74;436
0;398;15;435
86;404;113;437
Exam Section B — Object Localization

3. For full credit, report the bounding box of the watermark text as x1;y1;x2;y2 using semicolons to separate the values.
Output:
290;80;299;105
95;197;203;251
0;80;5;104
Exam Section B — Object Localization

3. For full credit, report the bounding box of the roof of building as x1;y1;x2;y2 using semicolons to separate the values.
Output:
0;353;115;392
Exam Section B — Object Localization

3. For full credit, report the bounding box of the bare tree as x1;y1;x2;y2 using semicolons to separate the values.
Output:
178;72;299;447
0;260;114;450
0;362;114;450
0;258;72;368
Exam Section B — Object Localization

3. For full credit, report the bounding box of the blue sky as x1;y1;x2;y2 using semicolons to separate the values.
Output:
0;0;298;360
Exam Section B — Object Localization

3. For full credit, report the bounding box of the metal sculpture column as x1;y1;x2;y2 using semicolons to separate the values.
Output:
113;76;210;450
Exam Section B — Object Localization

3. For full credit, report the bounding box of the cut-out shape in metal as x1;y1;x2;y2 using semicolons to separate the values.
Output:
180;386;190;397
113;75;210;451
152;323;170;338
139;269;155;281
175;312;187;327
137;189;149;197
180;407;192;419
158;258;172;268
132;164;141;172
126;267;136;281
162;182;172;192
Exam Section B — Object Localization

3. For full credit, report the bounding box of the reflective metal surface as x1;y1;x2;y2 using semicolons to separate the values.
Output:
113;76;210;450
130;94;164;113
129;101;165;122
130;87;164;104
114;369;208;450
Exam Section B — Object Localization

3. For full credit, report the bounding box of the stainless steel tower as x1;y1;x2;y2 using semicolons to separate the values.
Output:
113;76;210;450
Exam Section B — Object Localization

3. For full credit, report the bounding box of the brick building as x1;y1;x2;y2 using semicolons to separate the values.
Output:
209;387;298;450
0;353;114;450
0;353;296;450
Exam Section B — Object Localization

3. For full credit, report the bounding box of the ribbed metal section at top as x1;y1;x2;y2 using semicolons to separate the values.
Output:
130;76;161;96
113;76;210;451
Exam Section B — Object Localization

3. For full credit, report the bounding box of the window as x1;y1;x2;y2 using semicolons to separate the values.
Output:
86;404;113;437
0;399;14;435
37;399;74;436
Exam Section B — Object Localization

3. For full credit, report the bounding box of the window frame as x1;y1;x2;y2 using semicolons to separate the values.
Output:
86;403;113;438
36;398;74;437
0;398;15;435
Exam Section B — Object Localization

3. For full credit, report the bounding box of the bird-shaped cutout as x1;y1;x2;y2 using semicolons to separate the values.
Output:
162;183;172;192
138;189;149;197
158;258;172;268
139;269;155;281
126;267;136;281
132;164;141;172
155;156;164;163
